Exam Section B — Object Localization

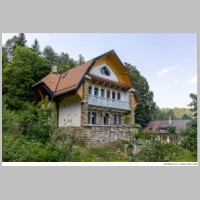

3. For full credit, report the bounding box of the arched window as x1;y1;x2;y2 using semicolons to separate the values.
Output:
100;66;111;76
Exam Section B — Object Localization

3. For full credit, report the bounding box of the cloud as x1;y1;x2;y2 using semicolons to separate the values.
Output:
188;75;197;84
156;66;178;77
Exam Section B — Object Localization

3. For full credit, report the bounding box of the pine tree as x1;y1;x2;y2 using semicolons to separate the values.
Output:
77;54;85;65
31;39;41;55
16;33;27;47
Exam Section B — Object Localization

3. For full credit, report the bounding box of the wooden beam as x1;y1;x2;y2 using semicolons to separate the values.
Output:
38;88;45;103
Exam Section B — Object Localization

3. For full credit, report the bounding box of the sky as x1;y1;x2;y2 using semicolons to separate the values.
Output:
2;33;197;108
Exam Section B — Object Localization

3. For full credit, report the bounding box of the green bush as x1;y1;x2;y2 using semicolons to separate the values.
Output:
2;134;81;162
135;141;182;162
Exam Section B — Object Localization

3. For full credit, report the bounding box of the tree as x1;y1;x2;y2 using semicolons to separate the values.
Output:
31;39;41;55
3;46;51;109
167;125;176;134
125;63;157;127
3;35;18;61
2;46;8;65
57;52;78;73
188;93;197;118
16;33;27;47
181;93;197;154
77;54;85;65
42;45;58;65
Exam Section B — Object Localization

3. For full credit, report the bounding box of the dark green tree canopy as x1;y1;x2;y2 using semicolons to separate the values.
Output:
42;45;58;65
3;46;51;110
124;62;157;127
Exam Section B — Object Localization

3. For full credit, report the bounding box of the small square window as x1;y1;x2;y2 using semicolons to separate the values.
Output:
117;92;121;100
103;113;109;125
101;88;105;97
112;91;116;99
118;114;122;125
113;114;117;125
94;87;99;96
107;90;110;98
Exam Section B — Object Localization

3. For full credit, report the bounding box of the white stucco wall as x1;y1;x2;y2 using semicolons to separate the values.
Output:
90;63;119;82
59;97;81;127
120;91;129;102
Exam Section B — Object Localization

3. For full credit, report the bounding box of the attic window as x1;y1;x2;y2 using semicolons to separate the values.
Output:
100;66;110;76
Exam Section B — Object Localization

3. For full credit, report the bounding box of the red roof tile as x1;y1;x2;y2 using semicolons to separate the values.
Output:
33;73;61;92
55;60;94;96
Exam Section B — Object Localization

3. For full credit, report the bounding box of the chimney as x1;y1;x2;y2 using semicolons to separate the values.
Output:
169;116;172;125
52;65;57;73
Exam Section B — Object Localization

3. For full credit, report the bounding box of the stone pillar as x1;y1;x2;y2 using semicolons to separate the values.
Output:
81;79;89;126
128;90;135;125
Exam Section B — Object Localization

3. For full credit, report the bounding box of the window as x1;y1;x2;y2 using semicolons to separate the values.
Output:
112;114;122;125
113;114;117;125
112;91;116;99
88;111;97;125
117;92;121;100
118;114;122;125
103;113;109;125
94;87;99;96
100;66;110;76
89;86;92;95
107;90;110;98
101;88;105;97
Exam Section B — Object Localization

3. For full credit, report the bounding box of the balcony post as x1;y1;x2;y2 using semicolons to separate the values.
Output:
128;89;135;125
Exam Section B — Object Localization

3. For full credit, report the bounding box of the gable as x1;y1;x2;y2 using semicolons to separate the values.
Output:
90;63;119;82
89;51;133;88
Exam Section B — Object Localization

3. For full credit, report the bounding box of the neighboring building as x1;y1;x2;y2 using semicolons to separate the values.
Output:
144;119;191;142
33;50;138;146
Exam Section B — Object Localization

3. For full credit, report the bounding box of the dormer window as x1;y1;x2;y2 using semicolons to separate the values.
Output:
100;66;110;76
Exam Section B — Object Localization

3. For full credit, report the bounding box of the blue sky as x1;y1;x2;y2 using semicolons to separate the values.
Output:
2;33;197;108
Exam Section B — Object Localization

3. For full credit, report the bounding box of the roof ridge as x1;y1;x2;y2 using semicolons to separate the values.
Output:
54;73;62;95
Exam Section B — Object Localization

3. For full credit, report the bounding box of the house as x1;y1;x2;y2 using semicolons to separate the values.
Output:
144;119;191;143
33;50;138;146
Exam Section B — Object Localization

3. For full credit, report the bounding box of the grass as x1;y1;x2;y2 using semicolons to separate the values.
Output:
175;149;197;162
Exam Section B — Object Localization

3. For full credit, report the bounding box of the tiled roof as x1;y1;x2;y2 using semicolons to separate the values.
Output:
33;50;136;99
33;59;94;96
33;73;61;92
56;60;94;95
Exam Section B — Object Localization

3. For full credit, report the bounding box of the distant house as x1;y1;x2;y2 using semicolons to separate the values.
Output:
144;119;191;142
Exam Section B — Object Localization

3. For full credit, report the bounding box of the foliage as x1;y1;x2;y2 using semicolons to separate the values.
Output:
167;125;176;134
42;45;58;65
57;52;77;73
125;63;157;127
188;93;197;118
31;39;41;55
135;141;182;162
77;54;85;65
3;35;18;61
16;33;27;47
180;93;197;155
3;46;50;109
153;107;193;120
2;134;81;162
20;97;56;143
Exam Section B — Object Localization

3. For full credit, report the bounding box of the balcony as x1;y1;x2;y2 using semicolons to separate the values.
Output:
88;95;131;110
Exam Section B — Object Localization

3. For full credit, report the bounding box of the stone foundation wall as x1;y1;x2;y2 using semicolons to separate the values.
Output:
60;125;137;146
